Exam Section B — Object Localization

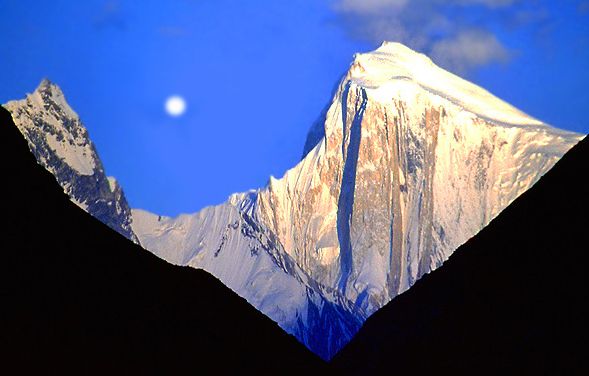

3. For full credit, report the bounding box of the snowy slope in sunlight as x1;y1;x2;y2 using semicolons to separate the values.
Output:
259;42;582;314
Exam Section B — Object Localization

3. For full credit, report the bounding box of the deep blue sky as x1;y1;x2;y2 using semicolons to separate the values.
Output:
1;1;588;216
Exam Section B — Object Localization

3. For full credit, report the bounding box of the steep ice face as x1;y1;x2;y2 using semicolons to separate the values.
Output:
131;193;364;359
133;38;581;357
3;80;138;243
256;42;583;314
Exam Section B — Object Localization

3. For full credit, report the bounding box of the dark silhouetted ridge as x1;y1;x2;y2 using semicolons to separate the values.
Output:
0;106;326;374
332;134;589;374
2;100;587;375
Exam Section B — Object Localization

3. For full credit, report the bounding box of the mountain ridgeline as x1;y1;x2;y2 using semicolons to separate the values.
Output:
3;42;583;359
4;79;137;243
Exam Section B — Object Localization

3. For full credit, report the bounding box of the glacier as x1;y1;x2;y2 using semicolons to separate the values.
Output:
3;42;584;360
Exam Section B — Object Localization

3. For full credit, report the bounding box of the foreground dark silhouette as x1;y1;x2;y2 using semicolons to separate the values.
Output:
2;101;587;374
0;106;326;374
332;134;589;374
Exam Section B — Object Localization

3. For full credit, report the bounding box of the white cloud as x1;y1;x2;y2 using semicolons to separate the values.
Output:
332;0;521;72
431;30;510;73
453;0;517;7
336;0;517;11
335;0;409;14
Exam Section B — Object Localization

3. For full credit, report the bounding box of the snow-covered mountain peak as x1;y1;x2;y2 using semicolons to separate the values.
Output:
6;80;94;176
349;41;433;85
4;80;139;243
32;79;79;120
348;42;542;127
258;43;582;323
359;41;433;68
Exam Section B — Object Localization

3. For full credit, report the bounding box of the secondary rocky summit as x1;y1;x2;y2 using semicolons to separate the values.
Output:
4;79;137;243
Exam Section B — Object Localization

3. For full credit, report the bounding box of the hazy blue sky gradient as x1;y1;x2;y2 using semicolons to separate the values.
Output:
1;0;587;215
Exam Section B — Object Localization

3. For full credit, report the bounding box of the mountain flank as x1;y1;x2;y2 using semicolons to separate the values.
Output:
0;106;325;374
332;134;589;374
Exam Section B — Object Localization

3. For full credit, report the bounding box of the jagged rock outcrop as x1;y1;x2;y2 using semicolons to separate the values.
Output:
3;80;138;243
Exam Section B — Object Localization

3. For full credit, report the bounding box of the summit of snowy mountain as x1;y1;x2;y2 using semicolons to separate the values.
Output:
348;41;543;127
270;43;581;319
36;78;79;117
8;79;96;176
132;43;580;357
3;80;138;243
5;43;584;360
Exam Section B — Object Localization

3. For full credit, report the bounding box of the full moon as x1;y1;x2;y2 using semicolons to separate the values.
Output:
165;95;186;117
